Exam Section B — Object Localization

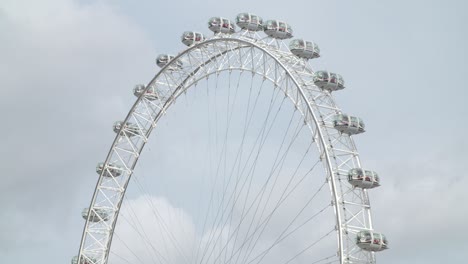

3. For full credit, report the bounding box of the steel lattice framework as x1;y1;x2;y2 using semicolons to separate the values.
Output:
77;31;378;264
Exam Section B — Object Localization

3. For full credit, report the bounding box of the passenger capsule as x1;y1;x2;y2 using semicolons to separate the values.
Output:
356;231;388;251
348;168;380;188
236;13;263;31
313;71;345;91
156;54;183;69
289;39;320;59
181;31;205;46
208;17;236;34
133;84;158;101
96;162;124;177
113;121;142;137
81;207;111;222
333;114;365;135
263;20;293;39
71;256;97;264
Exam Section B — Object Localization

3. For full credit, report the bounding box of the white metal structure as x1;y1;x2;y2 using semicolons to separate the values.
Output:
75;13;387;264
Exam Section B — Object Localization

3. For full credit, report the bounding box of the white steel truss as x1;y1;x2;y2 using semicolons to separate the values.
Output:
77;33;378;264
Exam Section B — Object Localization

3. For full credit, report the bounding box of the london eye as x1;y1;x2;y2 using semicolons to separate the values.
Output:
74;13;388;264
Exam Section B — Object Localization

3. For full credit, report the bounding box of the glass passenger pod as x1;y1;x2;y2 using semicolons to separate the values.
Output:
133;84;158;101
96;162;124;177
263;20;293;39
289;39;320;59
71;256;97;264
81;207;111;222
348;168;380;188
236;13;263;31
208;17;236;34
181;31;205;46
356;231;388;251
333;114;365;135
156;54;183;70
113;121;141;137
313;71;345;91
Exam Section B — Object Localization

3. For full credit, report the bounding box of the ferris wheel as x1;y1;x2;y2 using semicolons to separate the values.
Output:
74;13;388;264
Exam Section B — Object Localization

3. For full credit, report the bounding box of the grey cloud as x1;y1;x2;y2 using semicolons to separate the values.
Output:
1;0;467;263
0;0;157;262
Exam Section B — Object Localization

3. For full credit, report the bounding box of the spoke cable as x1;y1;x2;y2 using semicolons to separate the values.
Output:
200;79;288;264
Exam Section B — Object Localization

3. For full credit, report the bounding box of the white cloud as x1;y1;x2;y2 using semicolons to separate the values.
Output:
111;196;197;264
109;188;337;264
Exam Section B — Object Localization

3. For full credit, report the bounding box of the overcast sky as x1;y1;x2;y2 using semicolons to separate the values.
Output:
1;0;467;263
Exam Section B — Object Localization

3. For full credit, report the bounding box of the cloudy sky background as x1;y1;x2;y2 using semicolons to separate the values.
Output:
1;0;467;263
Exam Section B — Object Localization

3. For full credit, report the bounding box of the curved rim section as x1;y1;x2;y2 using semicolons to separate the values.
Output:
77;36;374;264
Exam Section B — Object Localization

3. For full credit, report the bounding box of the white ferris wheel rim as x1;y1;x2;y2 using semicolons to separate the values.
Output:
76;32;377;264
